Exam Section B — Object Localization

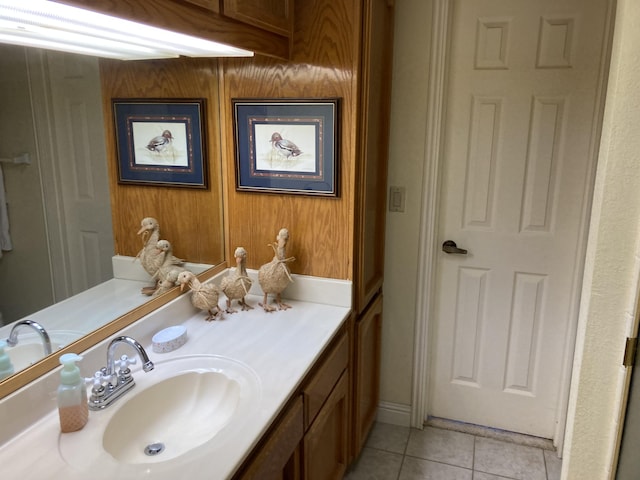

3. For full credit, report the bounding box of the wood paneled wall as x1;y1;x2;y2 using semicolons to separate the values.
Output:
102;0;362;281
99;58;225;265
219;0;360;279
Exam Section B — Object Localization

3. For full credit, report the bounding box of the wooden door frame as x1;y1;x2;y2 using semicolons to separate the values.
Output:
410;0;615;453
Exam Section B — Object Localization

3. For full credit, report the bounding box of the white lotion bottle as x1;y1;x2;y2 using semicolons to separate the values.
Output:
57;353;88;433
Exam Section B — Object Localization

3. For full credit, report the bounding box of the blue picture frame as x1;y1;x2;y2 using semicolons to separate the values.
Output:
112;98;208;189
232;98;340;197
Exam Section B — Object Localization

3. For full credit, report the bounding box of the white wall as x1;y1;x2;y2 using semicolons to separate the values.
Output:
380;0;431;413
0;45;53;324
384;0;640;477
562;0;640;476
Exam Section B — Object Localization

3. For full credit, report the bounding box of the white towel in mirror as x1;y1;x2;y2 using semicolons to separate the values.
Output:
0;164;13;258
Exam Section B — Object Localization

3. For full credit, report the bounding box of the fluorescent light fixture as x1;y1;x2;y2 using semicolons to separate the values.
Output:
0;1;254;60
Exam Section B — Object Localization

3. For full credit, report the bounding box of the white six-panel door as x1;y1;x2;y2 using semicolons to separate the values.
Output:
429;0;610;438
45;52;114;297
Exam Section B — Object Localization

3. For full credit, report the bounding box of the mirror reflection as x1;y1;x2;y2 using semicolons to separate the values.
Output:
0;44;220;383
0;43;121;336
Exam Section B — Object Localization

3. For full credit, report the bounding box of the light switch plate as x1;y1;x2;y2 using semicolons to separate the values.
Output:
389;186;406;212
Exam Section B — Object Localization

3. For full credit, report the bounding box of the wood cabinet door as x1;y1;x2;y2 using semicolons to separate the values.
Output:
234;397;303;480
352;294;382;456
354;0;394;313
222;0;292;36
303;372;350;480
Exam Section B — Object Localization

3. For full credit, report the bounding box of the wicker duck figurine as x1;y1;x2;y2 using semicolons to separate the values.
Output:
258;228;295;312
220;247;253;313
177;271;223;321
152;276;178;297
135;217;163;294
153;240;185;281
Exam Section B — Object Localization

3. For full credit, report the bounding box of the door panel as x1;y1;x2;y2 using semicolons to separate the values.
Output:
430;0;610;438
46;52;114;296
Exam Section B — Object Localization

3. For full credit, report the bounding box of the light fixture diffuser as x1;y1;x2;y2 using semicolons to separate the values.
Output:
0;1;254;60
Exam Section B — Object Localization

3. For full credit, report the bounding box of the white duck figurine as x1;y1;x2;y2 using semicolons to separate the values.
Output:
220;247;253;313
258;228;295;312
177;271;223;321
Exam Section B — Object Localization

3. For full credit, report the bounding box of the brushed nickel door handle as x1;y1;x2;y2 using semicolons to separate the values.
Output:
442;240;467;254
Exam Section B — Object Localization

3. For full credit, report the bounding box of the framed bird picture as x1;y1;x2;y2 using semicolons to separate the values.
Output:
232;98;340;197
112;98;208;189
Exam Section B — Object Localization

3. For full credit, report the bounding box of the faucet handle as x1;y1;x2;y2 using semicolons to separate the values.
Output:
86;370;114;391
115;355;137;383
115;354;136;371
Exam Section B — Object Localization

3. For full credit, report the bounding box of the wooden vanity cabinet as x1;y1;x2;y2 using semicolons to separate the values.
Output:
234;325;350;480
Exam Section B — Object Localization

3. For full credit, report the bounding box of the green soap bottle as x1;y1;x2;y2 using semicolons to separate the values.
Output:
0;340;15;380
57;353;88;433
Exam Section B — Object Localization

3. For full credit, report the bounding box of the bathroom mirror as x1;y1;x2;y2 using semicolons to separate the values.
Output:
0;44;225;396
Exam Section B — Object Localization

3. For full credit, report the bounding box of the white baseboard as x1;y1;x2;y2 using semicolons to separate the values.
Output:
376;401;412;427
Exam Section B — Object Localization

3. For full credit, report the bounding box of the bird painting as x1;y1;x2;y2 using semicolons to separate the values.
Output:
146;130;174;152
258;228;295;312
177;271;224;321
220;247;253;313
270;132;302;161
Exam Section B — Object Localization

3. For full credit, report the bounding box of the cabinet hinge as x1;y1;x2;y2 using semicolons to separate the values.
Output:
624;337;638;367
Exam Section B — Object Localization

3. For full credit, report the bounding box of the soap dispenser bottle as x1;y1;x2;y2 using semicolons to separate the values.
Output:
0;340;14;380
57;353;88;433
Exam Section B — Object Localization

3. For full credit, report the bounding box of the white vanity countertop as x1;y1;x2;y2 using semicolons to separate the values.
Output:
0;273;351;480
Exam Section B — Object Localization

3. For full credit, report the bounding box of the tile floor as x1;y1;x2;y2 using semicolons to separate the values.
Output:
345;422;562;480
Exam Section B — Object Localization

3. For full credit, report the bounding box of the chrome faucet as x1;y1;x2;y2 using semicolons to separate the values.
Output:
88;336;154;410
6;320;52;355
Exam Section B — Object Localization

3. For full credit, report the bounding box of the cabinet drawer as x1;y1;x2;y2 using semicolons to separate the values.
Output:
303;333;349;430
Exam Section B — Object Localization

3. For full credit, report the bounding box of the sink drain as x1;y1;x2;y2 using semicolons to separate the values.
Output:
144;442;165;456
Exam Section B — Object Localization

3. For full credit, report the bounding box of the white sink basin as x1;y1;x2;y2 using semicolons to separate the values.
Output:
6;330;82;370
59;354;261;471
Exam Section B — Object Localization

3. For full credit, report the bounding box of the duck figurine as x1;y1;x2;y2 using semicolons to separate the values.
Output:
177;271;224;321
258;228;295;312
270;132;302;160
135;217;163;294
152;277;178;297
152;264;188;296
146;130;174;152
220;247;253;313
153;239;185;281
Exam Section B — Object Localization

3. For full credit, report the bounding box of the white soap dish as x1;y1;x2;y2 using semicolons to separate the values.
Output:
152;325;188;353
